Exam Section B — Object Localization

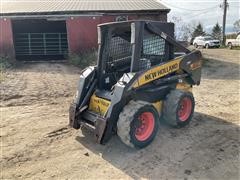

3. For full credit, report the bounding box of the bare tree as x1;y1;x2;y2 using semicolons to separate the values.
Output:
233;19;240;33
169;16;195;41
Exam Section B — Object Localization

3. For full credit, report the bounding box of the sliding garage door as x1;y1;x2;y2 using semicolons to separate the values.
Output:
12;19;68;61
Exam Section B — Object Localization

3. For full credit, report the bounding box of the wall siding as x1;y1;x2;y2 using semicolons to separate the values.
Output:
0;12;168;59
66;16;101;53
0;18;15;58
66;13;167;54
66;16;117;54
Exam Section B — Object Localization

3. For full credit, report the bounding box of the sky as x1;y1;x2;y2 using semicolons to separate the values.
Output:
160;0;240;33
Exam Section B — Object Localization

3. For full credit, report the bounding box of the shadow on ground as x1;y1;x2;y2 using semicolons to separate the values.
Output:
202;58;240;80
76;112;240;179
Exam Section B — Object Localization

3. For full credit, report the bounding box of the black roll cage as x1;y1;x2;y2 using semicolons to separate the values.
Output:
96;21;190;89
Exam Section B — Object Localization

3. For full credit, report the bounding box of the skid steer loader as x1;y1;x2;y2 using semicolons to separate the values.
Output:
69;21;202;148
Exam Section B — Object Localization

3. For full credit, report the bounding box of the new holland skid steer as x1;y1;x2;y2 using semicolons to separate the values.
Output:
69;21;202;148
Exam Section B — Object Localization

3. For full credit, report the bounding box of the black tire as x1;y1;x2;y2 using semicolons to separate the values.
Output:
194;43;198;48
205;43;209;49
163;90;195;128
228;42;232;49
117;101;159;149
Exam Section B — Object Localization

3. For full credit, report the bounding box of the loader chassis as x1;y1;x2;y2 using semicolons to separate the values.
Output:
69;21;202;148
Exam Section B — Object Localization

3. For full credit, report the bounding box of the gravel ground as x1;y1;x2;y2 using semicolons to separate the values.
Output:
1;49;240;179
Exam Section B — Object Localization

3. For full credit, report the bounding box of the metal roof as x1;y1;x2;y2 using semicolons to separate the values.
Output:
0;0;170;15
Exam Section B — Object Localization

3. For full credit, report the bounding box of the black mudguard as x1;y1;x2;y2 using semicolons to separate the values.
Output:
69;66;96;129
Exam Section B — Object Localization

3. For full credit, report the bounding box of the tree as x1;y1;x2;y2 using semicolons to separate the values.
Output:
233;19;240;33
192;23;205;38
179;23;193;41
212;23;222;40
169;16;195;41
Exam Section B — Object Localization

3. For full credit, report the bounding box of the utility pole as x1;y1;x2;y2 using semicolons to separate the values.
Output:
222;0;227;45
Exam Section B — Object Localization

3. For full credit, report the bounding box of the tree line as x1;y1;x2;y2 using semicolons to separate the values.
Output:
192;22;222;40
171;17;240;41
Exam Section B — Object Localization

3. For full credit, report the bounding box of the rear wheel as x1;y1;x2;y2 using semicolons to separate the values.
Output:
194;43;198;48
117;101;159;148
228;42;232;49
163;90;195;127
205;43;209;49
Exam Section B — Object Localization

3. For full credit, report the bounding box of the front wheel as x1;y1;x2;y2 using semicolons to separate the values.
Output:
117;101;159;149
163;90;195;127
205;43;209;49
194;43;198;48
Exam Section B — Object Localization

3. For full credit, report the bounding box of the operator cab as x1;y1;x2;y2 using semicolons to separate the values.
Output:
95;21;188;99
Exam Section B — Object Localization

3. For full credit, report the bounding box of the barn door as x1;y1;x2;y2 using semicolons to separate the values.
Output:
14;32;68;59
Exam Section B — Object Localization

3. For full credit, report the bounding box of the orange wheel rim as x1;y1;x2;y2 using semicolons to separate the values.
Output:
178;97;192;122
135;112;155;141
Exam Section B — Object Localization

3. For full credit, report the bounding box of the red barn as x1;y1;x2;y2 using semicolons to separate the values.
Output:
0;0;170;61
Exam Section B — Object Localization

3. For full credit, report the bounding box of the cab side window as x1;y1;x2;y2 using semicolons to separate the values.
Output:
139;32;167;70
143;35;165;56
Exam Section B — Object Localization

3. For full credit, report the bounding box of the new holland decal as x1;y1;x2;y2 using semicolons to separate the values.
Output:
89;94;111;116
133;58;181;88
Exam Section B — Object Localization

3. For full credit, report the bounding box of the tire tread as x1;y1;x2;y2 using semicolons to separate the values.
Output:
117;101;150;148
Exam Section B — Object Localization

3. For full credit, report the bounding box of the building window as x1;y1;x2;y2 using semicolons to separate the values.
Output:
116;16;128;22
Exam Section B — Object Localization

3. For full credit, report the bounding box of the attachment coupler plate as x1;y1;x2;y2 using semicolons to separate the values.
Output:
69;103;80;129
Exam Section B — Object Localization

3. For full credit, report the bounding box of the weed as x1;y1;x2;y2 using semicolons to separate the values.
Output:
68;50;97;68
0;56;12;82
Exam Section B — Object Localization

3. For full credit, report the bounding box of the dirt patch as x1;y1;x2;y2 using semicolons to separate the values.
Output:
1;49;240;179
0;63;81;107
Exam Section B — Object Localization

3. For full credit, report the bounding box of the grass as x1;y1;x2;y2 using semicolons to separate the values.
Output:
0;56;12;82
218;45;240;50
231;46;240;50
68;50;98;69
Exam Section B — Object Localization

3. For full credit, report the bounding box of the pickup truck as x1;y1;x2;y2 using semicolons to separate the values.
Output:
226;34;240;49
